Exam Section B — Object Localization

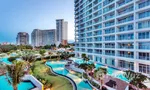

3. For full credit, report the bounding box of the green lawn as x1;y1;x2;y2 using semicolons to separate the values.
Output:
32;61;73;90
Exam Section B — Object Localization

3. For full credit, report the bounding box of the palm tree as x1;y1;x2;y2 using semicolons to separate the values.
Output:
62;52;70;60
94;67;107;89
87;63;95;73
57;52;61;61
21;50;36;74
39;49;46;60
81;53;86;59
6;61;25;90
81;53;89;63
84;57;90;63
124;70;148;89
78;63;89;72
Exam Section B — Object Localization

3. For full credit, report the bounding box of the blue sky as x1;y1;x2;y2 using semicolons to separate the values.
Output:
0;0;74;43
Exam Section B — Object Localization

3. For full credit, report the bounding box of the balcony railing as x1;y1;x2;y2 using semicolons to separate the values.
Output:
105;53;115;56
139;46;150;50
139;56;150;60
118;54;134;58
118;46;134;49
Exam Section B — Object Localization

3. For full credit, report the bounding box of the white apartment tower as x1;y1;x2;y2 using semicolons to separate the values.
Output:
74;0;150;76
56;19;68;45
31;29;56;47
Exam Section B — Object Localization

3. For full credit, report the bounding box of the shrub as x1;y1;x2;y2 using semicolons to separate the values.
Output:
89;80;100;89
83;73;88;79
36;58;41;61
44;56;50;59
8;56;18;62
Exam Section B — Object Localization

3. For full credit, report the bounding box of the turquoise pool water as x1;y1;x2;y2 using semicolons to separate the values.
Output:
0;57;12;64
70;57;128;82
0;76;35;90
46;61;93;90
0;57;35;90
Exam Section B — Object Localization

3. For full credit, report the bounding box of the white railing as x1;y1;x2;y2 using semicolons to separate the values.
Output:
70;65;84;73
22;75;44;90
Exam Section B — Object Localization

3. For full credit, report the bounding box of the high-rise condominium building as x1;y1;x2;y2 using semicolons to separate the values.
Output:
31;29;56;47
74;0;150;75
16;32;29;45
56;19;68;45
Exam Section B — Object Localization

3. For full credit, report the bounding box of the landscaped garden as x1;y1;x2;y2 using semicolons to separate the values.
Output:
32;61;73;90
0;44;150;90
0;44;75;90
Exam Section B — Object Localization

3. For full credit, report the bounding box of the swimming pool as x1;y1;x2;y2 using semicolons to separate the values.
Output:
0;58;36;90
46;61;93;90
0;75;35;90
0;57;12;64
70;57;128;82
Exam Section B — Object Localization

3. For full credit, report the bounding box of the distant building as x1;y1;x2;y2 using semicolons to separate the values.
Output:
56;19;68;45
16;32;29;45
31;29;56;47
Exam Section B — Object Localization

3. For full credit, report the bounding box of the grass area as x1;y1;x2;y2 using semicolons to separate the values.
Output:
32;61;73;90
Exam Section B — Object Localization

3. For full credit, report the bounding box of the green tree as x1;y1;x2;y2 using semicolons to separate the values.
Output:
81;53;86;59
0;45;17;53
6;61;25;90
124;70;148;89
94;67;107;89
87;63;95;72
21;50;36;73
57;52;61;61
44;45;51;49
61;52;70;60
78;63;89;71
78;63;95;73
81;53;90;63
39;49;46;60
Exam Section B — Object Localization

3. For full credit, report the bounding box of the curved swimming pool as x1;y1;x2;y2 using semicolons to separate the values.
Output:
46;61;93;90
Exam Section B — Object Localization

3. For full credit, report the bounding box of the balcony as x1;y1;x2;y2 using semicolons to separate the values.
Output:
103;0;115;6
138;0;150;9
139;56;150;60
118;54;134;58
105;28;115;34
118;43;134;49
103;4;115;14
95;50;102;54
105;46;115;48
139;45;150;50
118;15;133;24
117;0;133;7
105;53;115;56
118;24;133;32
118;34;134;40
117;5;134;16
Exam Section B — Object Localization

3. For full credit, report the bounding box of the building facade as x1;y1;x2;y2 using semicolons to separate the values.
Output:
16;32;29;45
56;19;68;45
74;0;150;75
31;29;56;47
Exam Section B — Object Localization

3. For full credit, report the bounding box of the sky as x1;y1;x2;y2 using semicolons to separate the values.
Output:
0;0;75;43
